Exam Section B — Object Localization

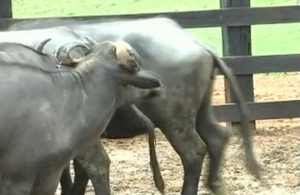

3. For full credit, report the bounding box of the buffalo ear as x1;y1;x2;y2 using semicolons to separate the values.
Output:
124;70;161;89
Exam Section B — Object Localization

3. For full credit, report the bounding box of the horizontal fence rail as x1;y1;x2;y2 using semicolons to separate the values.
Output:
222;54;300;75
1;6;300;30
0;4;299;122
214;100;300;122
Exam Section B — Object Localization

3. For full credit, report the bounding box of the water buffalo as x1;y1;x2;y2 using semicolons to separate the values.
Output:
0;41;164;195
0;41;161;195
4;17;261;195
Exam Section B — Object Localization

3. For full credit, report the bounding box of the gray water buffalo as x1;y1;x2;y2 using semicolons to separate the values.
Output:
4;17;261;195
0;41;164;195
0;41;161;195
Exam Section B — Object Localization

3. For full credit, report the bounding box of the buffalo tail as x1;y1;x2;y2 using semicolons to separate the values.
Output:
210;50;262;180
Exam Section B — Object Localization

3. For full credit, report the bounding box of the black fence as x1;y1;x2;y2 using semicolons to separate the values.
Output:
0;0;300;125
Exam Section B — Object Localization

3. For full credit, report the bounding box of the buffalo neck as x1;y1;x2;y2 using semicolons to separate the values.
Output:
49;67;121;148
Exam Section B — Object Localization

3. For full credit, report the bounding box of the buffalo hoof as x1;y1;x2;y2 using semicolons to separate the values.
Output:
209;182;229;195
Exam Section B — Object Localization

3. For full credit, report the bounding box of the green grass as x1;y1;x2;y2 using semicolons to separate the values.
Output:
11;0;300;56
12;0;221;18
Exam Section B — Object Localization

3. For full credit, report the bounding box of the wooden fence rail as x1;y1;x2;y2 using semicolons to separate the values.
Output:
223;54;300;75
215;100;300;122
1;6;300;30
0;1;300;123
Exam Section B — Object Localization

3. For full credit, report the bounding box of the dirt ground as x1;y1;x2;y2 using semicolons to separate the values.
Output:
56;73;300;195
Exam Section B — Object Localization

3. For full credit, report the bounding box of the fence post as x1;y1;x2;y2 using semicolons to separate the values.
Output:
0;0;12;30
220;0;256;131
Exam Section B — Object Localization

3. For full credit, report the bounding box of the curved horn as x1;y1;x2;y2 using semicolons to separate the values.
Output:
35;38;52;53
83;36;96;47
67;44;90;63
70;56;86;64
56;42;90;66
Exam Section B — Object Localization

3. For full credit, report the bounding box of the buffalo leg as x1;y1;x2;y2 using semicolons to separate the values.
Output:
70;159;89;195
75;141;111;195
71;104;163;194
196;91;230;195
30;170;62;195
60;164;73;195
159;117;207;195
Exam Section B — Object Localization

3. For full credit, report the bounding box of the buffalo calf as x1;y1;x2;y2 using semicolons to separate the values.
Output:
0;41;160;195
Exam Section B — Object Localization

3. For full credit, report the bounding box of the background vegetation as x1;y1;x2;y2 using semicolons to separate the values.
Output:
11;0;300;56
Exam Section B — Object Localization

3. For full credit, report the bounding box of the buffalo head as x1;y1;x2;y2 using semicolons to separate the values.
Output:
75;40;161;89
